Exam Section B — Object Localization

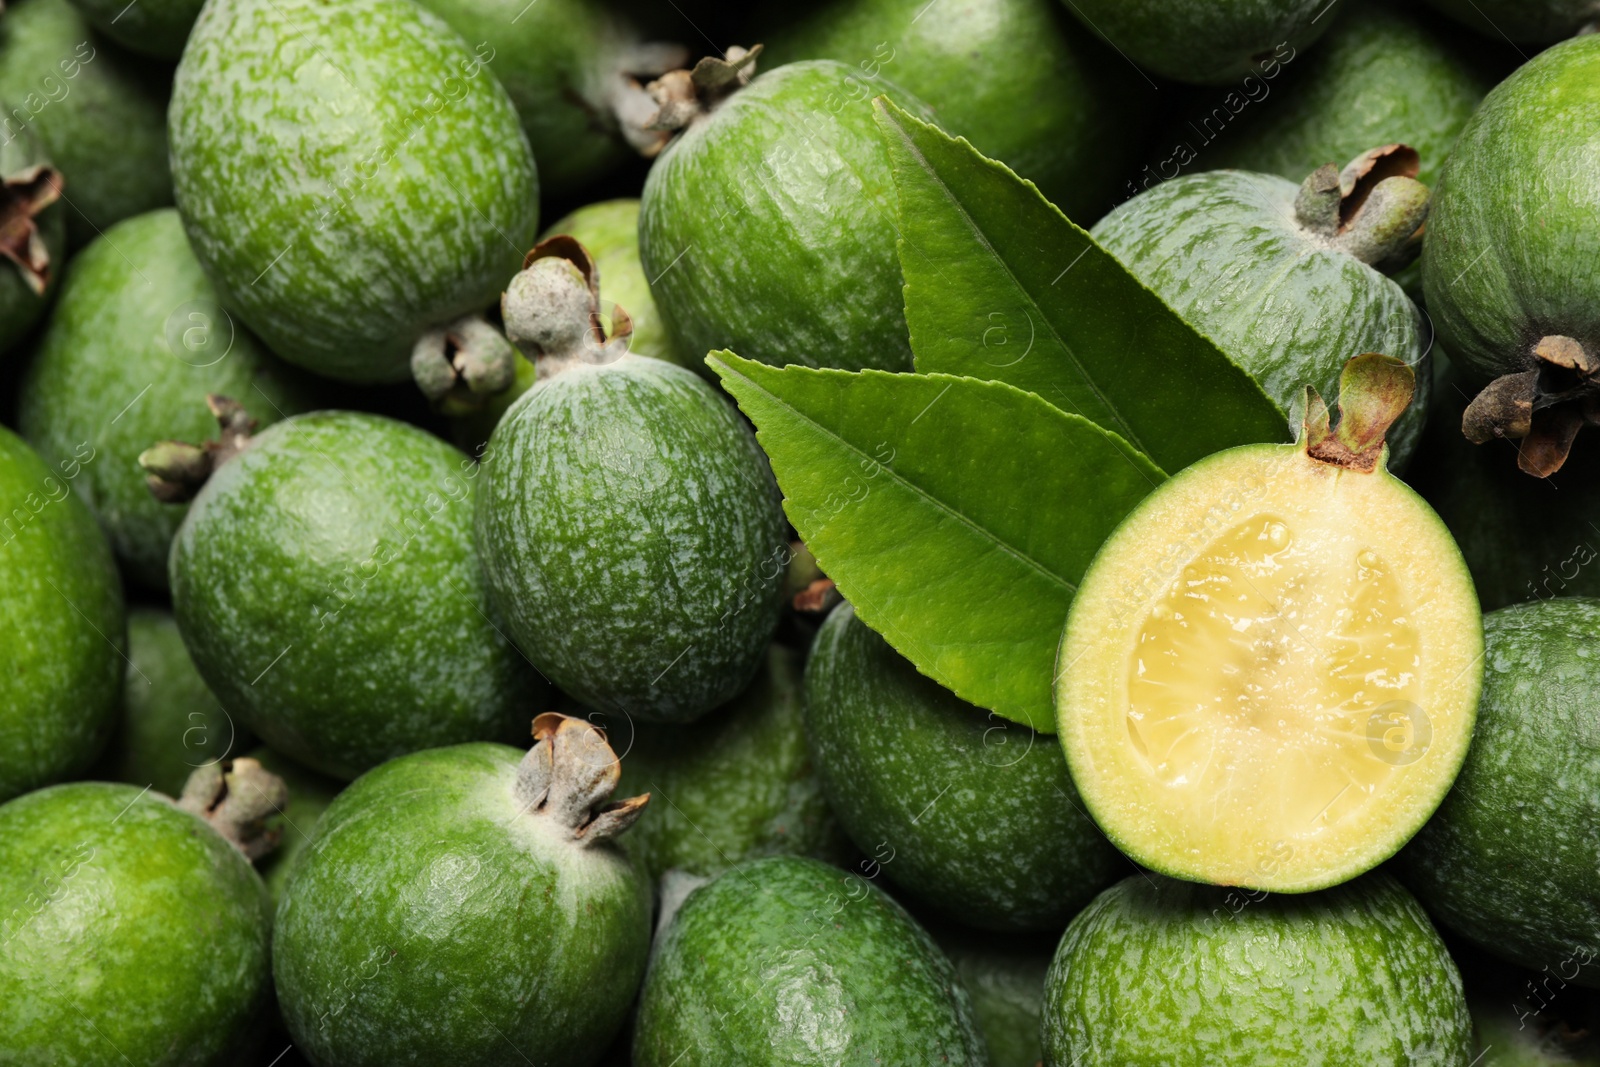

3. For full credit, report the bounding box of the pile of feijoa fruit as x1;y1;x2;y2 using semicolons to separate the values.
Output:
2;0;1598;1062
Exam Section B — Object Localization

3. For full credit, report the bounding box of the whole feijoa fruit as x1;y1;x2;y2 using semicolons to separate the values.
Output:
756;0;1153;222
274;716;652;1067
1059;0;1331;84
475;330;786;722
1093;146;1433;466
639;59;928;372
1420;0;1600;44
1404;353;1600;610
93;607;250;797
0;115;64;359
933;925;1053;1067
0;0;172;248
169;0;539;383
0;764;281;1065
1159;2;1493;192
66;0;198;58
18;208;314;589
614;643;845;878
1058;356;1481;892
1422;35;1600;477
0;426;123;803
168;410;542;780
634;855;987;1066
1041;873;1471;1066
805;601;1121;931
248;746;341;907
1397;598;1600;988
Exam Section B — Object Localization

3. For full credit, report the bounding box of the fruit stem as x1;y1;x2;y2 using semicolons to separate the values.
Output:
1295;146;1430;271
411;312;517;412
174;757;288;861
1301;353;1415;473
138;394;257;503
501;235;635;380
1462;335;1600;478
513;713;648;846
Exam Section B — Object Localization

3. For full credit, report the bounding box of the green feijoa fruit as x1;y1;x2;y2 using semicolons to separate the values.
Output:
1156;2;1493;193
1420;0;1600;44
66;0;198;58
805;601;1121;931
476;352;786;723
933;925;1052;1067
756;0;1153;222
1059;0;1331;85
169;0;539;384
613;643;846;879
407;0;661;196
639;59;928;373
0;0;172;249
169;410;542;781
93;607;251;798
0;769;279;1065
1092;150;1432;467
634;855;987;1066
0;426;123;803
1421;35;1600;478
451;198;693;447
1404;353;1600;611
274;717;652;1067
0;113;64;359
1042;873;1472;1066
248;746;341;908
1397;598;1600;988
18;208;314;589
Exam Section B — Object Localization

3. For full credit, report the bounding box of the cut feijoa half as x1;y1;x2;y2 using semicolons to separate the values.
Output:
1057;355;1482;892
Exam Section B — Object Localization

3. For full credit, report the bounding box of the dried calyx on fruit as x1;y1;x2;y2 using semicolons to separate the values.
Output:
639;45;763;143
1292;144;1432;273
174;757;288;861
500;236;635;381
514;713;650;844
137;394;256;504
0;155;62;297
1461;334;1600;478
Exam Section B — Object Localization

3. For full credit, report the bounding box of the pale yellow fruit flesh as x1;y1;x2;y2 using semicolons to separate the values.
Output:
1058;443;1482;892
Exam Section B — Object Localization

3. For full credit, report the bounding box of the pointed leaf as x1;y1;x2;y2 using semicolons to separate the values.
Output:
876;97;1289;473
708;350;1165;731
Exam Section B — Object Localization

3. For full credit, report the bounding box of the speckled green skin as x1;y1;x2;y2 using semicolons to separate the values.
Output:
0;0;172;249
93;608;250;798
1171;2;1491;190
169;0;539;383
1042;873;1472;1066
0;781;272;1066
410;0;633;196
1061;0;1334;84
1398;599;1600;988
476;355;786;722
615;643;846;878
0;426;123;802
274;743;652;1067
0;115;65;358
639;61;924;373
1092;168;1430;467
248;746;341;908
170;412;541;780
1404;354;1600;610
635;855;988;1066
805;602;1121;931
1422;35;1600;384
1421;0;1600;44
67;0;198;58
757;0;1152;223
454;198;692;447
934;926;1051;1067
18;209;314;589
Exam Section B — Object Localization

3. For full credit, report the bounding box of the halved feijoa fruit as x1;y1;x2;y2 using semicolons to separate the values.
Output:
1057;354;1482;892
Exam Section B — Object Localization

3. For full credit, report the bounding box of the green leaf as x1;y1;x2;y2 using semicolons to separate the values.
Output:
708;350;1165;732
875;97;1290;474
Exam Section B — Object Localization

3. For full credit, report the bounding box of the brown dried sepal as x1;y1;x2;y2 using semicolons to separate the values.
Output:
0;163;63;296
793;577;841;615
1462;336;1600;478
642;44;762;137
513;712;648;846
138;394;257;504
175;757;288;861
502;236;634;378
1302;353;1416;473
